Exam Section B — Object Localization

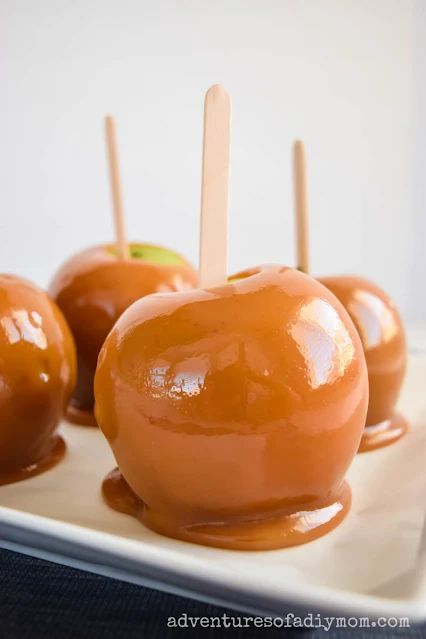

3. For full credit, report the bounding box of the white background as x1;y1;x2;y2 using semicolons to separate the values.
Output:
1;0;423;322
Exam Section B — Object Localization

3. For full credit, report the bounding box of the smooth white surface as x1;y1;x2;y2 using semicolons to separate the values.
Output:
412;0;426;320
0;0;420;320
0;351;425;620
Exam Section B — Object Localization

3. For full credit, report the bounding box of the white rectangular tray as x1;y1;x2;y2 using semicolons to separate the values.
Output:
1;351;426;621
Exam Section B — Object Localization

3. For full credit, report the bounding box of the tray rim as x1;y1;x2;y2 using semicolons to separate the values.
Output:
1;505;425;622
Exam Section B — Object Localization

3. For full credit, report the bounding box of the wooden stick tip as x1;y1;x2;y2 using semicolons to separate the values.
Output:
294;139;305;154
105;115;115;129
205;84;230;103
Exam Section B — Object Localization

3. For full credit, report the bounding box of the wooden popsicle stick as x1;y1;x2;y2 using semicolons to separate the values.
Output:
105;116;130;260
293;140;310;274
199;85;231;288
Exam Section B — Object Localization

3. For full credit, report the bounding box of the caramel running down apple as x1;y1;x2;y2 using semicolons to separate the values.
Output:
0;274;76;485
318;275;407;452
49;243;198;426
94;266;368;551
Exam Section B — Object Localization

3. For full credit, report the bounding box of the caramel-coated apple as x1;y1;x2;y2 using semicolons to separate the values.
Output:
94;266;368;550
0;274;76;484
291;139;407;452
49;243;198;426
318;275;407;452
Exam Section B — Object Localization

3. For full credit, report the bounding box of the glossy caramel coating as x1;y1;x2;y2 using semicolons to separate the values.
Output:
95;267;368;550
49;244;198;423
319;275;407;449
0;275;76;484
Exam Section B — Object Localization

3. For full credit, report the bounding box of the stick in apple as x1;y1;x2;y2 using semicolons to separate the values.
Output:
293;140;310;274
199;85;231;288
105;116;130;260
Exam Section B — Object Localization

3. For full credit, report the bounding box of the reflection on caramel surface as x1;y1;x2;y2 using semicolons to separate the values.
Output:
319;276;407;452
291;298;355;388
0;275;76;483
49;243;198;426
95;267;368;550
358;414;408;453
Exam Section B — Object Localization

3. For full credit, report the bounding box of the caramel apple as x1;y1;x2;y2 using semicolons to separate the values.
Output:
0;274;76;485
94;266;368;550
49;243;197;426
95;86;368;550
318;276;407;451
292;140;407;452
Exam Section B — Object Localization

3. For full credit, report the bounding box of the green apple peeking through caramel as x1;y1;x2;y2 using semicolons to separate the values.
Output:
107;243;189;265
